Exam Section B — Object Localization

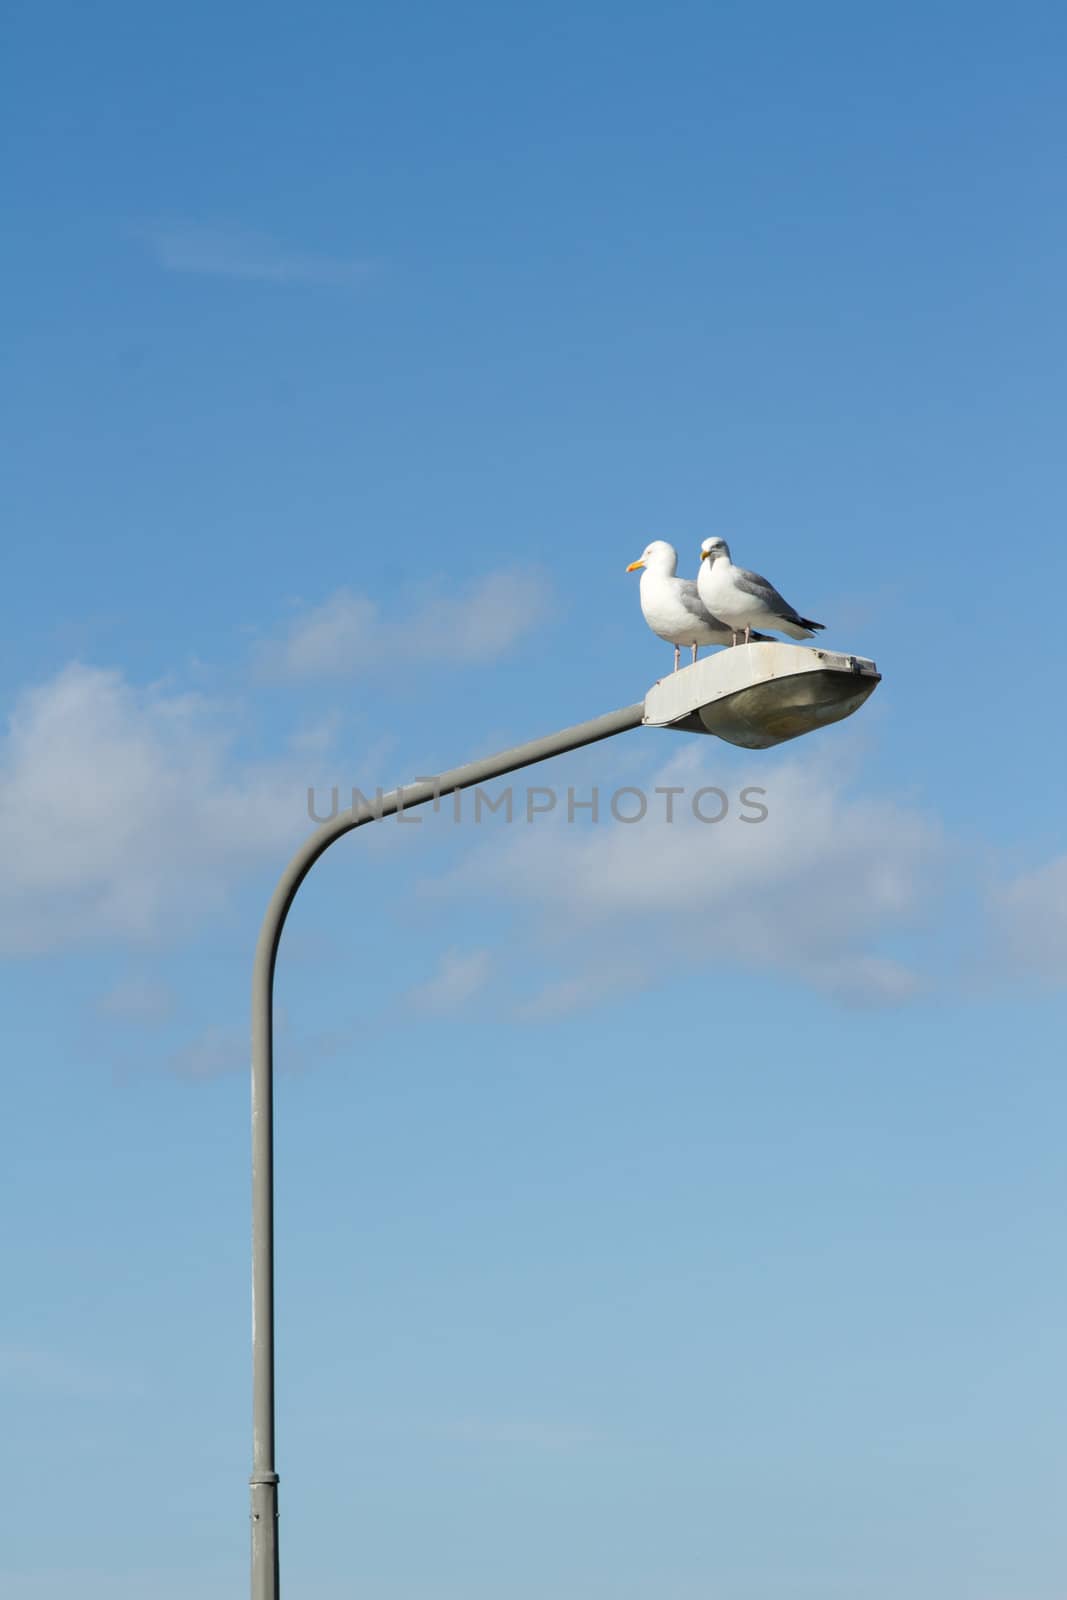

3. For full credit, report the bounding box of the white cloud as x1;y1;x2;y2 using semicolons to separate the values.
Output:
167;1011;357;1081
809;953;925;1009
408;947;492;1014
514;968;642;1021
96;975;175;1025
270;589;379;677
0;663;312;955
264;570;552;680
139;220;371;286
990;853;1067;982
430;746;943;1009
168;1024;246;1081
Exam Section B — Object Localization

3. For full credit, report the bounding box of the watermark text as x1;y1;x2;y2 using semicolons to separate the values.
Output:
307;782;769;826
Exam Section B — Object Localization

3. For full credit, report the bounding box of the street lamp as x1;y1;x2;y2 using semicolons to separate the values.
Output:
249;642;880;1598
644;642;881;748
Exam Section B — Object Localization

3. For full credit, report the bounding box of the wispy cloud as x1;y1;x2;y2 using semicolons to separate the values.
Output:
989;853;1067;982
168;1024;246;1081
139;219;372;287
514;967;643;1021
408;948;492;1014
263;570;553;680
167;1011;355;1082
96;975;175;1025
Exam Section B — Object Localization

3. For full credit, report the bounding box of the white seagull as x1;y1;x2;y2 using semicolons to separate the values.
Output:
697;537;825;645
627;540;771;670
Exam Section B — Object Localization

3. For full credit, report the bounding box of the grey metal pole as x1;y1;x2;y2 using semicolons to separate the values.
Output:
250;701;644;1599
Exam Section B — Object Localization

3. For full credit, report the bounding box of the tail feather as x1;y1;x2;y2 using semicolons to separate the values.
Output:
776;616;824;641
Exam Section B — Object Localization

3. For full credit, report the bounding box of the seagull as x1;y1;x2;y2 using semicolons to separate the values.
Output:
697;537;825;645
626;540;771;670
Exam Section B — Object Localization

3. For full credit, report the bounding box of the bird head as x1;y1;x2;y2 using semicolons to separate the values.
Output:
700;537;730;564
626;540;677;574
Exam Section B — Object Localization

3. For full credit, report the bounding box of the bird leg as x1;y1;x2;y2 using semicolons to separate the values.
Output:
691;644;699;664
673;644;680;672
730;631;738;647
744;625;751;644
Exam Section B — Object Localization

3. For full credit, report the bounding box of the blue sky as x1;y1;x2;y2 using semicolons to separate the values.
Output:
4;1;1067;1595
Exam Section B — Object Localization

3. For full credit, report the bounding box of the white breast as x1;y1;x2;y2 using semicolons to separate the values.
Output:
699;560;761;629
641;570;728;646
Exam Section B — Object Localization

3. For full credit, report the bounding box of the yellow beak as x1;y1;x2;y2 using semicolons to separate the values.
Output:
626;560;645;573
699;549;710;561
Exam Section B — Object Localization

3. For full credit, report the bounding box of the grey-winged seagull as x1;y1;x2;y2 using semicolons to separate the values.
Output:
697;537;825;645
627;540;771;670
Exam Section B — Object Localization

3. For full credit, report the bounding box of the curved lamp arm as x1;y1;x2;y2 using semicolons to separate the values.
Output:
250;701;644;1599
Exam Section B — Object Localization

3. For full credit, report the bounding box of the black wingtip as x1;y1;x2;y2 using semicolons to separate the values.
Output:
800;619;825;632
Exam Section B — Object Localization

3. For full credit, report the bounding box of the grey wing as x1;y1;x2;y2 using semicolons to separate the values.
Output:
677;579;729;631
734;566;806;624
